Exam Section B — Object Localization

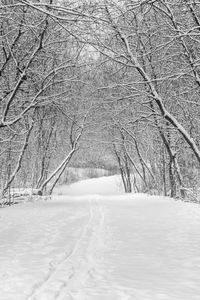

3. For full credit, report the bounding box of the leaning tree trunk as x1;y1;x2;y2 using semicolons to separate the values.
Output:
109;24;200;164
38;125;84;195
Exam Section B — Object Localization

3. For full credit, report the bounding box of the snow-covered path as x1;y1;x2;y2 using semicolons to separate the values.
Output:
0;197;105;300
90;196;200;300
1;176;200;299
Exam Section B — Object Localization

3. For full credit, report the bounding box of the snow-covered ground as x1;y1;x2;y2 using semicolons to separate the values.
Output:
54;174;124;196
1;175;200;299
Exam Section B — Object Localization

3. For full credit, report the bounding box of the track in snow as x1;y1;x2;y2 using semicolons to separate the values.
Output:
26;198;106;300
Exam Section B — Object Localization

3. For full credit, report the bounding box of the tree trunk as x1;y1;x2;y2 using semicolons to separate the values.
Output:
1;120;34;200
38;126;84;194
111;25;200;164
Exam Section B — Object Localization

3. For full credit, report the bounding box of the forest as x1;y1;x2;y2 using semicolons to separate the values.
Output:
1;0;200;202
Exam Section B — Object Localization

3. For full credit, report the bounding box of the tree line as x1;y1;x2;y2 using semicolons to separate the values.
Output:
1;0;200;201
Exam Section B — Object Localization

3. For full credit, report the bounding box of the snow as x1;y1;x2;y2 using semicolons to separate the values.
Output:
1;175;200;299
54;175;124;196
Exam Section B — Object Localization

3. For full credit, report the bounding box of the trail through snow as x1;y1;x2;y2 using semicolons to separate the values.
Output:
0;176;200;299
